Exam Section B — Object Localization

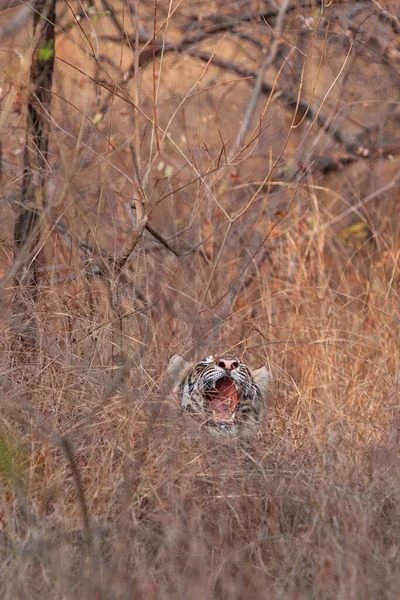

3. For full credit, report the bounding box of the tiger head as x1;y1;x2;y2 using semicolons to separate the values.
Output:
168;354;270;435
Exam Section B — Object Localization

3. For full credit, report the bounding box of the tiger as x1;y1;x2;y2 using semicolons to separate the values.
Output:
168;354;270;435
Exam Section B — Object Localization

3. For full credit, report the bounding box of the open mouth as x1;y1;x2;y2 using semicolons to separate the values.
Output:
205;376;238;422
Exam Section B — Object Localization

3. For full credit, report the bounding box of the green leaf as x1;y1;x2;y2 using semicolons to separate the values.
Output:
38;39;54;61
164;165;174;178
0;435;28;482
339;221;370;248
0;437;14;480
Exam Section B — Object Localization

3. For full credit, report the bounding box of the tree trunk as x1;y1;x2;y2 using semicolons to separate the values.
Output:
13;0;56;342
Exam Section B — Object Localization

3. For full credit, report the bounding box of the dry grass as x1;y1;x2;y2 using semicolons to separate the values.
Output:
0;0;399;597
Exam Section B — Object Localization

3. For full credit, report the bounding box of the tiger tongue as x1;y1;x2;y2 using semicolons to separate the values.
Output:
212;377;238;416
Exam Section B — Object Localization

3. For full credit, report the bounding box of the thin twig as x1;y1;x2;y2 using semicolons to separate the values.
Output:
324;171;400;230
190;49;367;155
235;0;290;149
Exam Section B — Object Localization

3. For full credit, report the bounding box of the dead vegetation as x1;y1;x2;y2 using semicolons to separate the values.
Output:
0;0;399;597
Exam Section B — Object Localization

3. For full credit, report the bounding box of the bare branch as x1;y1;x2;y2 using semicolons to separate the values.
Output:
235;0;290;149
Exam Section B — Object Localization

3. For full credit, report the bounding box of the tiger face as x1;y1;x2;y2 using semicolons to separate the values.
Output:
168;354;270;435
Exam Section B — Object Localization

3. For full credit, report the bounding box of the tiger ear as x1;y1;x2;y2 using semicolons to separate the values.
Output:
168;354;192;381
252;365;271;401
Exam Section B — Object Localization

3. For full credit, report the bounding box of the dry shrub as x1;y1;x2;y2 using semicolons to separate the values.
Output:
0;0;399;598
0;271;399;598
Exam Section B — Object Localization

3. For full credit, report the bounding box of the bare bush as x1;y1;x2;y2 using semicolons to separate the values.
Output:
0;0;399;597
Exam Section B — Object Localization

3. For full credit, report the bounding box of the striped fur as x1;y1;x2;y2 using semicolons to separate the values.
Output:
168;354;270;435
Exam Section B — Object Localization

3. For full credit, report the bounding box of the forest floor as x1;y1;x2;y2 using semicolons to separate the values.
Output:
0;0;399;597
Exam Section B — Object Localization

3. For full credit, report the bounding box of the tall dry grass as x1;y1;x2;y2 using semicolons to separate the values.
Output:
0;0;399;597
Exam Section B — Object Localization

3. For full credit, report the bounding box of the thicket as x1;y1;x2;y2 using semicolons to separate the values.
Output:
0;0;399;597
